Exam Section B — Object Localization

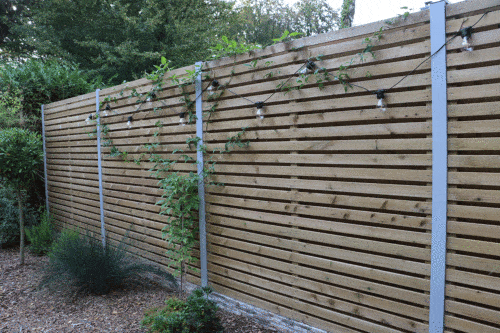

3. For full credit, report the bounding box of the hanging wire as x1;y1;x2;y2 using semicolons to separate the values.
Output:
385;10;489;92
263;62;309;103
216;10;490;105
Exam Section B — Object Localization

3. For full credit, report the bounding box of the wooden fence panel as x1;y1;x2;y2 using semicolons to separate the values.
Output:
42;1;500;331
444;6;500;333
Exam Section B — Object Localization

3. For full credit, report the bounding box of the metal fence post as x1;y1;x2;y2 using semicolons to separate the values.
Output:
195;61;208;287
96;89;106;248
41;105;49;214
429;1;449;332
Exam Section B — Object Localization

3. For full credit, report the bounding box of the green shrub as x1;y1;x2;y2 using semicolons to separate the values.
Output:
25;209;55;255
142;287;224;333
0;58;103;132
41;229;177;295
0;184;38;247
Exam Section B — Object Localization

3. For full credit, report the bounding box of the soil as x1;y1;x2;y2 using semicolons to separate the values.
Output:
0;247;281;333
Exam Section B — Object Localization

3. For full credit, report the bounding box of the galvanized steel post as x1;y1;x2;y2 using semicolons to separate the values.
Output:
195;61;208;287
429;1;449;332
96;89;106;248
41;105;49;214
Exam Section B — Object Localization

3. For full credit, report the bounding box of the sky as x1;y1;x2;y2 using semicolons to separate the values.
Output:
283;0;464;26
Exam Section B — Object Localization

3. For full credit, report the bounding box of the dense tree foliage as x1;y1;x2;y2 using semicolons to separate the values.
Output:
0;0;36;60
231;0;338;47
7;0;238;84
0;58;102;132
2;0;340;84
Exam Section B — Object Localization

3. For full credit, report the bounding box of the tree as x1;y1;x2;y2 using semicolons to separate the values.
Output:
230;0;338;47
0;0;36;60
292;0;339;36
231;0;294;47
0;128;43;264
11;0;238;84
340;0;355;28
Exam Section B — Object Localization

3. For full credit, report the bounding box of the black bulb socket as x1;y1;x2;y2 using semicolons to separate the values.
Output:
179;112;186;119
376;89;385;99
211;80;219;88
306;60;316;71
127;116;133;122
88;114;94;120
459;26;473;38
255;102;264;109
105;103;111;111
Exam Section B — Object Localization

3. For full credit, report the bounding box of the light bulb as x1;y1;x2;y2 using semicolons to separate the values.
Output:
461;37;473;52
376;90;387;111
377;99;387;111
127;116;133;128
179;112;187;126
255;102;264;120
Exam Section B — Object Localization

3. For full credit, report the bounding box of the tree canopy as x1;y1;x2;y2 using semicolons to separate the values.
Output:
1;0;340;84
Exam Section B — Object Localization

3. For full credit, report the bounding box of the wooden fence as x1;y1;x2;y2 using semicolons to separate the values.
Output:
42;0;500;332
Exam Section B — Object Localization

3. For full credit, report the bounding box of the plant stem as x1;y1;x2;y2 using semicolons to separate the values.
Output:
17;189;25;265
180;214;185;296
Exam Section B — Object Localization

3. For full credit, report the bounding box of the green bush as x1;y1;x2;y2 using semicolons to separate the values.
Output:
142;287;224;333
0;184;38;247
0;58;103;132
25;209;55;255
41;229;177;295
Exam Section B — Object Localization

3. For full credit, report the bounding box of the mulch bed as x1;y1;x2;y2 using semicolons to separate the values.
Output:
0;247;281;333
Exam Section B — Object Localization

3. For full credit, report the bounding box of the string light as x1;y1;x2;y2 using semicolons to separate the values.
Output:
255;102;265;119
376;90;387;111
459;27;473;52
102;103;111;116
146;91;157;102
298;60;316;75
207;80;219;96
179;112;187;126
127;116;133;128
85;114;94;124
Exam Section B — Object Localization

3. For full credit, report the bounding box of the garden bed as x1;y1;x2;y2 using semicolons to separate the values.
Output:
0;247;281;333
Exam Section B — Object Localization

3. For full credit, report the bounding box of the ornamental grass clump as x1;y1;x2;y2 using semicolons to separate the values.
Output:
41;229;177;295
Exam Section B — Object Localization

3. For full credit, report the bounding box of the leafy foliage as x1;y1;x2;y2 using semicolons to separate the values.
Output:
0;127;43;262
0;128;43;189
10;0;238;84
0;58;101;132
0;89;23;129
41;229;177;295
0;0;37;59
142;287;223;333
209;36;261;60
230;0;338;47
0;184;37;247
25;209;55;255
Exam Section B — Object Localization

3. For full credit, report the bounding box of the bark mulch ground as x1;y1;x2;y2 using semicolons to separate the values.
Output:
0;247;281;333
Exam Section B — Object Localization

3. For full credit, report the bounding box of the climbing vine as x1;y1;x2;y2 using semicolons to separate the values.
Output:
85;6;487;294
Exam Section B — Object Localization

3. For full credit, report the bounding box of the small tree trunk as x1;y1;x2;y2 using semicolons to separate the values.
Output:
180;214;185;296
341;0;356;29
17;189;25;265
